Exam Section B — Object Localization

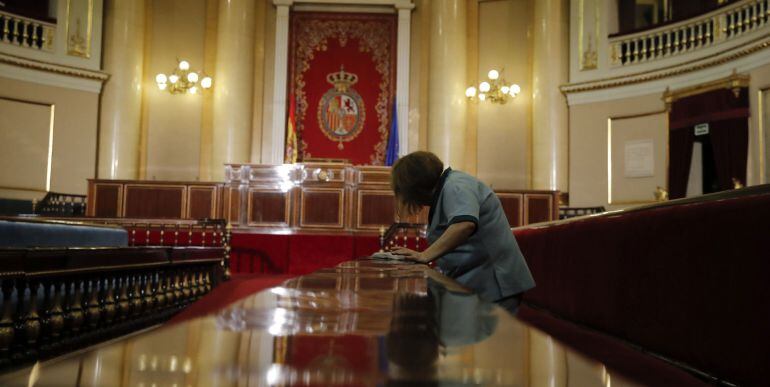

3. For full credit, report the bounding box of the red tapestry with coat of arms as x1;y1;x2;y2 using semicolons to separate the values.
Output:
288;12;397;165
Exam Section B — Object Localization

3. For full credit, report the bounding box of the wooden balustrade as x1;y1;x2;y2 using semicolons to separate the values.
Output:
33;192;87;217
610;0;769;66
379;223;428;252
0;246;224;372
0;10;54;51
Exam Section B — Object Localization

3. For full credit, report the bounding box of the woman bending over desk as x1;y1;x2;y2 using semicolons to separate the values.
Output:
389;151;535;313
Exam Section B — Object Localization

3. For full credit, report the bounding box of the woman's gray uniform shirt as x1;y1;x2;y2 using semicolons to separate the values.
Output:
428;168;535;302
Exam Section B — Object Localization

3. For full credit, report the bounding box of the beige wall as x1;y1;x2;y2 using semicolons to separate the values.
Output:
569;93;665;208
475;0;533;190
0;77;98;200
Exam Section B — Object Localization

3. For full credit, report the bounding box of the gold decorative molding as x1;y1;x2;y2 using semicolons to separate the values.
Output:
0;96;55;192
563;32;770;94
578;0;599;71
607;110;669;205
0;52;108;81
756;87;769;184
65;0;93;58
663;72;750;109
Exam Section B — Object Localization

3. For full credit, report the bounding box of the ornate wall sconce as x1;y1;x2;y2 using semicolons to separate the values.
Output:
465;69;520;104
155;60;212;95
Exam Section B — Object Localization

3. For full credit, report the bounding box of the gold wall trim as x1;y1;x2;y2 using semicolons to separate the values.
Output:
578;0;599;71
562;32;770;94
65;0;94;58
0;52;109;81
0;96;55;193
756;88;769;184
663;73;749;106
607;110;669;205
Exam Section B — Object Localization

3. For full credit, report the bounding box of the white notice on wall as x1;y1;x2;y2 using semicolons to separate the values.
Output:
624;139;655;178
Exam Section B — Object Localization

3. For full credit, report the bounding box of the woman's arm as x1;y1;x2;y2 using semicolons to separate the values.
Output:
391;221;476;263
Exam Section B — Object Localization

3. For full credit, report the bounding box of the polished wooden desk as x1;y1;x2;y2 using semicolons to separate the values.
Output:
0;260;691;386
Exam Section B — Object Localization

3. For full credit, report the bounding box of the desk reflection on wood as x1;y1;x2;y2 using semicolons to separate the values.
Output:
1;260;638;386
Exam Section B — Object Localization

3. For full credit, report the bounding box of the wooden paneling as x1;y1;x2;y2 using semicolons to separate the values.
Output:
87;180;224;220
497;193;523;227
188;187;216;219
224;187;241;224
357;190;395;230
92;184;122;217
248;190;290;226
215;165;561;231
526;195;554;225
300;188;344;228
124;186;185;219
356;167;391;185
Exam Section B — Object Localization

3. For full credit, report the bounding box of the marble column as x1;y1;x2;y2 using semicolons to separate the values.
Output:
427;0;467;169
396;2;414;157
532;0;569;191
269;0;292;165
211;0;256;180
98;0;145;179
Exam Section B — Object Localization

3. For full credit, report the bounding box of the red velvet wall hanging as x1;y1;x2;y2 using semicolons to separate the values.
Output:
288;12;397;165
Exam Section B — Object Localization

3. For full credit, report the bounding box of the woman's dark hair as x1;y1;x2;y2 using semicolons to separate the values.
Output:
391;151;444;215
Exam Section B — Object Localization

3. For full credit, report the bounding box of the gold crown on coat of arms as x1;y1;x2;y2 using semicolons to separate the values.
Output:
327;66;358;92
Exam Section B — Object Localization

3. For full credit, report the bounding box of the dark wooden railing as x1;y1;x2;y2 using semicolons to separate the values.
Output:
0;245;224;371
0;216;231;372
33;192;87;217
379;223;428;252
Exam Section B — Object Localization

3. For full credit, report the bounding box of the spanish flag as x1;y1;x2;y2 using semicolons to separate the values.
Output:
285;94;298;164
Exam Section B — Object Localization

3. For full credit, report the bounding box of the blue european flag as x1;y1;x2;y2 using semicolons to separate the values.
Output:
385;101;399;166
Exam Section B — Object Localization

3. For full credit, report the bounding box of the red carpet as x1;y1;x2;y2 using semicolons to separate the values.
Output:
169;273;295;324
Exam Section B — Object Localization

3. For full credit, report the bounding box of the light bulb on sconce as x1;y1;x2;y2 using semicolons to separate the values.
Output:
201;77;212;89
465;69;519;104
156;59;212;95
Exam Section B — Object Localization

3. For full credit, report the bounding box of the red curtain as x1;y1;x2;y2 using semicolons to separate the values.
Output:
288;12;397;165
667;127;695;199
668;87;749;198
709;118;749;190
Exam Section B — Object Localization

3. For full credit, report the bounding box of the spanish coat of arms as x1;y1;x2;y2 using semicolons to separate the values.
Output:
317;66;366;150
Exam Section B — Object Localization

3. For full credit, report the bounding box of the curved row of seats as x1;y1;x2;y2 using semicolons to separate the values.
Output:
514;185;770;386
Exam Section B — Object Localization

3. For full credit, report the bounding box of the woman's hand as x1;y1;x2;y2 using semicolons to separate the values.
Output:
390;247;427;263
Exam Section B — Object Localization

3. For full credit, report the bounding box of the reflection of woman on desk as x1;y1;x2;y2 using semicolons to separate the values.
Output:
389;151;535;313
385;279;499;385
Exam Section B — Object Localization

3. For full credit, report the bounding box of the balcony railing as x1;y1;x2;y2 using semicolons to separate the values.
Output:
0;10;55;52
610;0;770;66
